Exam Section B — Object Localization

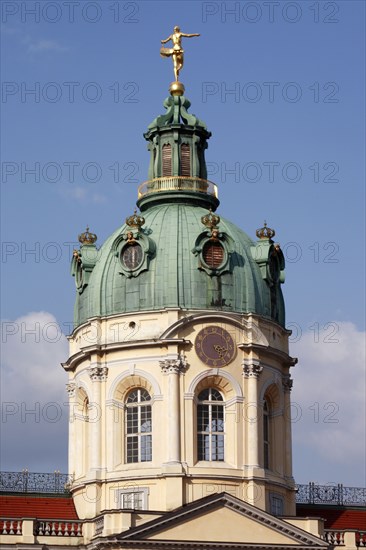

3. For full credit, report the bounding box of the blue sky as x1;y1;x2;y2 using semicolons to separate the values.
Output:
1;1;365;486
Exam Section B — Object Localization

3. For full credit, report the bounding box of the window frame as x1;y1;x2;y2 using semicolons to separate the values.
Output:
125;388;152;464
263;399;270;470
116;487;150;510
197;388;225;462
270;493;284;516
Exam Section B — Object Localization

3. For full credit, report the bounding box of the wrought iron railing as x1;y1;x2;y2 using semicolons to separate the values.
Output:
0;470;73;494
296;483;366;506
1;472;364;507
137;176;218;199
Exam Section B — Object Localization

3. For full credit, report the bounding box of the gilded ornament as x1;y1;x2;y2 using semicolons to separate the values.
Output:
160;26;200;84
78;226;97;245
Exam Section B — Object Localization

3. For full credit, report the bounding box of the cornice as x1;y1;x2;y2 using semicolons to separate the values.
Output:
62;339;190;372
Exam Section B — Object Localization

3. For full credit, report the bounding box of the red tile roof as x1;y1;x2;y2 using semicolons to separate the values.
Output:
0;495;79;519
297;505;366;530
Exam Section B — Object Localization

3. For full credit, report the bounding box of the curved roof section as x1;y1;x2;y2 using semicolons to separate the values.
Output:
73;202;284;327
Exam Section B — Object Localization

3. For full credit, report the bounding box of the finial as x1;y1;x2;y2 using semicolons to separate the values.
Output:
78;226;97;245
160;26;200;88
256;221;275;240
126;208;145;230
201;208;220;235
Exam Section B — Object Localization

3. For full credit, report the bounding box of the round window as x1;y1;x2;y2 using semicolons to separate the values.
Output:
202;241;224;269
121;243;143;270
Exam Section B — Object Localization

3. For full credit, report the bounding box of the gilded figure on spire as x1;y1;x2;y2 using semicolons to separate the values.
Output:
160;26;200;82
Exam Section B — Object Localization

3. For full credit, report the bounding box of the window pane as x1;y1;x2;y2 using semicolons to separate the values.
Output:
141;435;152;462
198;433;210;461
198;389;210;401
123;493;133;508
197;388;225;461
126;436;138;463
125;388;152;463
126;390;139;403
126;408;138;434
141;406;151;433
140;389;151;402
198;405;210;432
210;389;223;401
211;434;224;461
263;400;270;469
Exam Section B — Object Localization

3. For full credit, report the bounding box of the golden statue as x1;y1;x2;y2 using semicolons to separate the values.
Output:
160;26;200;82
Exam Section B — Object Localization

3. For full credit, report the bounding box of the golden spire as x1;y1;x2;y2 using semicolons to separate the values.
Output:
160;26;200;96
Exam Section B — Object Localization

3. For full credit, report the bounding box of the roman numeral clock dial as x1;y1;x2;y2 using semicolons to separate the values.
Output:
195;326;236;367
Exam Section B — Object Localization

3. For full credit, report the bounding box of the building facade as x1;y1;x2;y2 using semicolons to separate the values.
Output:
1;56;365;550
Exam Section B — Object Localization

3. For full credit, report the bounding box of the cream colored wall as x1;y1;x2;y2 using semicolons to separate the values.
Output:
147;507;301;544
65;309;296;518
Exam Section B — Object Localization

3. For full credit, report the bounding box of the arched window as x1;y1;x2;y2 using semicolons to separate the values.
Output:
197;388;224;461
125;388;152;463
162;144;172;176
180;143;191;176
263;399;270;469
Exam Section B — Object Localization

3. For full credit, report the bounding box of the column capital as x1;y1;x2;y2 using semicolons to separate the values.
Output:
66;382;76;397
160;353;188;374
282;374;293;392
88;366;108;381
242;360;263;378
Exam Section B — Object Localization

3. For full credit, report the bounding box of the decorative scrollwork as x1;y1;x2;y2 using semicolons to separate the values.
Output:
0;470;73;494
296;483;366;506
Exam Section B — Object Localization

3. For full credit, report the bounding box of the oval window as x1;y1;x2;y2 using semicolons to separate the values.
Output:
202;241;224;269
121;243;143;270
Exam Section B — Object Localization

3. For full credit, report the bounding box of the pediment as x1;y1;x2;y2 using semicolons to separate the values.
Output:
117;492;328;548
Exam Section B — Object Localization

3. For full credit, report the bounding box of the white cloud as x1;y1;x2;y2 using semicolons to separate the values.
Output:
0;25;19;36
59;186;107;204
1;311;69;471
66;186;87;201
92;193;107;204
27;39;68;54
291;322;366;485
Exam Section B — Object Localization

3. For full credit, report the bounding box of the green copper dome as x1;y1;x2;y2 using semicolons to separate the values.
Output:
71;93;286;328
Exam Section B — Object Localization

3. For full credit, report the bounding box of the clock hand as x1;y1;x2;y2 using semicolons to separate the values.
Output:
213;344;228;359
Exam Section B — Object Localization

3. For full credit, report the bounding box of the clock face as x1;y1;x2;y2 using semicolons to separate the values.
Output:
121;243;143;270
195;326;236;367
